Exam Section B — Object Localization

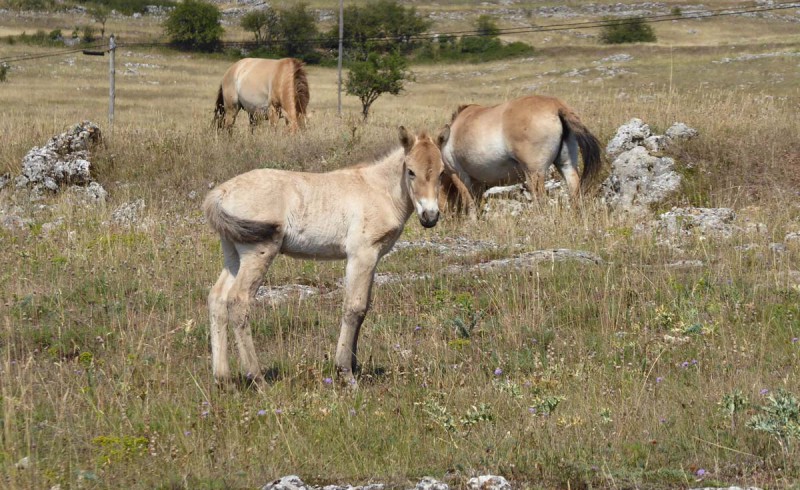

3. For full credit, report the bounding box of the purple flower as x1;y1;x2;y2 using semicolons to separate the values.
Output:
184;430;191;436
528;407;537;414
696;468;706;477
691;359;698;365
200;410;209;418
681;361;690;368
414;325;422;331
760;388;769;396
792;337;798;344
349;408;356;416
659;418;667;424
494;367;503;376
257;409;267;416
323;377;333;385
656;377;664;383
274;408;283;415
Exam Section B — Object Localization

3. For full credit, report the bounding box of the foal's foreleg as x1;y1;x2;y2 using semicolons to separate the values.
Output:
209;239;239;384
335;249;380;380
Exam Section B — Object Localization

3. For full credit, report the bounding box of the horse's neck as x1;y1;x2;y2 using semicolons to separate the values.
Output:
362;148;413;223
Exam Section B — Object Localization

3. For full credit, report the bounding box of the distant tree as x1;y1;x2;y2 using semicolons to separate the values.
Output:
277;3;318;59
327;0;431;59
240;7;278;45
346;51;412;119
89;5;110;40
600;16;656;44
81;25;97;43
0;63;9;83
475;14;500;37
163;0;223;52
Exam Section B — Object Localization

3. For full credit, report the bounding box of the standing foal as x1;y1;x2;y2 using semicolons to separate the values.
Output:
204;126;449;384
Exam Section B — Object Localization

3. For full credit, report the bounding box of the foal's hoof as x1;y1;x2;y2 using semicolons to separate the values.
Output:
335;368;359;389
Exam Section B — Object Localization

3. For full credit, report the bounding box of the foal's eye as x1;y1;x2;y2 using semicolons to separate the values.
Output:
407;169;416;179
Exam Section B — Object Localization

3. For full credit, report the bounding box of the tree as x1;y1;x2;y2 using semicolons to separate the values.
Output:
475;14;500;37
89;5;110;40
277;3;318;59
600;16;656;44
240;7;278;45
327;0;431;59
163;0;223;52
346;51;412;120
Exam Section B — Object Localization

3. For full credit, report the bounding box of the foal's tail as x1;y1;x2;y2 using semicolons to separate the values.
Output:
558;106;603;192
212;85;226;129
203;188;280;244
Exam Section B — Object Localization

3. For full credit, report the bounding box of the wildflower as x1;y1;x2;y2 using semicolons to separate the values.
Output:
659;418;667;424
257;409;267;416
323;377;333;385
760;388;769;396
184;430;191;436
696;468;706;477
681;361;689;368
691;359;698;365
201;410;209;418
656;377;664;383
494;367;503;376
792;337;798;343
349;408;356;416
414;325;422;331
274;408;283;415
528;407;537;414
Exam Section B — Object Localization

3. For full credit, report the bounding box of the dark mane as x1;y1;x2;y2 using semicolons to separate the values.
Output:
451;104;476;122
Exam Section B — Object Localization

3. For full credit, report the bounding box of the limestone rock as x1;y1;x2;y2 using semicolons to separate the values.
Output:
466;475;511;490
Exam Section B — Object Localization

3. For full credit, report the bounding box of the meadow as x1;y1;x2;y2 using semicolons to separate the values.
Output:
1;2;800;488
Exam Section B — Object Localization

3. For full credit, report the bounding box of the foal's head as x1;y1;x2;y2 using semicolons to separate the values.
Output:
399;125;450;228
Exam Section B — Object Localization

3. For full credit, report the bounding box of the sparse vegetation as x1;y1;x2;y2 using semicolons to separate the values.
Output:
1;2;800;489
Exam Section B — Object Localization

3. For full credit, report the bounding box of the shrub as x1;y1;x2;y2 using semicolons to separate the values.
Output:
600;16;657;44
276;3;318;60
0;63;9;82
163;0;223;52
346;51;412;119
82;25;97;43
240;7;279;45
476;14;500;37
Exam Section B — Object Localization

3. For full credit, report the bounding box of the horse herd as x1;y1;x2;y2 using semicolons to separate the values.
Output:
205;57;604;385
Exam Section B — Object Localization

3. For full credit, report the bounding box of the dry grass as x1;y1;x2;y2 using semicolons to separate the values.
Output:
1;3;800;489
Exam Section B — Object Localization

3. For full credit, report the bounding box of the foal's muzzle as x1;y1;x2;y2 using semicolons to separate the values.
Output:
419;210;440;228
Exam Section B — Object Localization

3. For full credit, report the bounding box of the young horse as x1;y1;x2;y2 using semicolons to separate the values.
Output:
441;95;603;214
213;58;309;133
203;127;449;384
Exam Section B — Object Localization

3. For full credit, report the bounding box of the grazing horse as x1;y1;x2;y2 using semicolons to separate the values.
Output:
213;58;309;133
441;95;603;214
203;126;449;384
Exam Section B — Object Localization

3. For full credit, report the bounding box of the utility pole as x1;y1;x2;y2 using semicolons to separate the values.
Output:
108;34;116;128
337;0;343;117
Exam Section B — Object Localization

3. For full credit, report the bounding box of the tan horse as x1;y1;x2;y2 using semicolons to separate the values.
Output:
203;126;449;385
441;95;602;213
213;58;309;133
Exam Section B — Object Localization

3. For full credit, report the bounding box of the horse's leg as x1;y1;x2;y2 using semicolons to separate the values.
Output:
335;247;380;382
209;238;239;384
442;170;477;220
223;104;240;134
554;135;582;202
227;241;280;383
512;142;560;201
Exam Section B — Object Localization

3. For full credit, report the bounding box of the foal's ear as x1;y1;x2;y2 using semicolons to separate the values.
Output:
399;126;416;153
437;124;451;148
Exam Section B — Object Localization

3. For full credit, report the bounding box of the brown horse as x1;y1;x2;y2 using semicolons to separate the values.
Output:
213;58;309;133
203;126;449;385
441;95;603;214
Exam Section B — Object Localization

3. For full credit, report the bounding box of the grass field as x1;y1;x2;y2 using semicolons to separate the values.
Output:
1;2;800;489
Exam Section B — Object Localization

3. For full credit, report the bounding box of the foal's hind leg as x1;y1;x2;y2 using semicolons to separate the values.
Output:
209;239;239;384
227;241;280;383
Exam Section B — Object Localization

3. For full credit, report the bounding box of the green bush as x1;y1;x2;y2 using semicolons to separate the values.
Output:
240;8;279;45
0;63;9;83
276;2;318;60
346;51;412;119
600;16;657;44
163;0;223;52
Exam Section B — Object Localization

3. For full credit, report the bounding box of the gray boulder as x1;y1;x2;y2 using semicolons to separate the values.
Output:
261;475;311;490
466;475;511;490
600;146;681;213
415;477;450;490
658;207;738;238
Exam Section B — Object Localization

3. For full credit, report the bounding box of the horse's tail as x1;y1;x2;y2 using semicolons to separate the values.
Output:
213;85;225;129
289;58;309;128
557;106;603;192
203;188;280;243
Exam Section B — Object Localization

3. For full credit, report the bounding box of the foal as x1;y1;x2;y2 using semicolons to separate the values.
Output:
203;127;449;384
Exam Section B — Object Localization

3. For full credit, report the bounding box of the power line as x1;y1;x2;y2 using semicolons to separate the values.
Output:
1;1;798;64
